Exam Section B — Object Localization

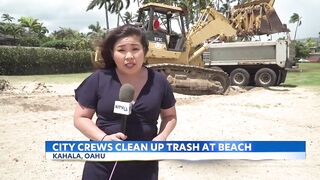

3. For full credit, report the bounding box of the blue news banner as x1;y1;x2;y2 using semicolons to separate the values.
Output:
45;141;305;161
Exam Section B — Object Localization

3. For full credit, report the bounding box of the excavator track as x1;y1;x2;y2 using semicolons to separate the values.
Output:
147;63;230;95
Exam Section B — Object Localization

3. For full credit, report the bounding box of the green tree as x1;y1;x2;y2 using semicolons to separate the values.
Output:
294;41;310;59
88;21;103;34
18;17;49;39
289;13;302;40
1;13;15;22
87;0;131;28
1;23;23;39
0;23;12;35
87;22;106;48
87;0;111;30
0;14;22;40
51;27;80;40
107;0;130;26
305;38;316;48
18;16;41;34
123;11;134;24
34;23;49;38
178;0;196;27
87;21;106;39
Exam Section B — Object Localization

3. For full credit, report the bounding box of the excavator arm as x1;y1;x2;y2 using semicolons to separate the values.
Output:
185;6;237;65
186;7;236;48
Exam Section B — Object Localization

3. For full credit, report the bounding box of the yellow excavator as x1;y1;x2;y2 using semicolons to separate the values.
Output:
94;0;288;95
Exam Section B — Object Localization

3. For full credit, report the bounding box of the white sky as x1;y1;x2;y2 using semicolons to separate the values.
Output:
1;0;319;39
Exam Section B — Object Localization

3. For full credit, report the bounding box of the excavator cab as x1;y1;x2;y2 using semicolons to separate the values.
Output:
137;3;187;52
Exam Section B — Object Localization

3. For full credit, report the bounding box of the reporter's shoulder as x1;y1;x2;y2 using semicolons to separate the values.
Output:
83;68;113;83
93;68;113;74
91;68;114;76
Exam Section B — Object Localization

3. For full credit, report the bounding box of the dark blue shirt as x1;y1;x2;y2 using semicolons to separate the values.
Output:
75;68;176;141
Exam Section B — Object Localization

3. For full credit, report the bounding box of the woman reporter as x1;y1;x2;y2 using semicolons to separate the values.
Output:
74;24;177;180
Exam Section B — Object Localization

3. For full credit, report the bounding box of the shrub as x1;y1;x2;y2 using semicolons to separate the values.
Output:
0;46;94;75
41;39;93;51
41;39;71;49
17;37;41;47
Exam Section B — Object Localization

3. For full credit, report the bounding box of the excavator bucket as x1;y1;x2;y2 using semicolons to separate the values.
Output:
266;7;289;33
259;16;271;34
231;0;289;36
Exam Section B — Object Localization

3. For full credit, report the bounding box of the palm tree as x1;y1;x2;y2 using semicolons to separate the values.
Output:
107;0;130;26
11;24;23;39
0;23;12;35
0;22;24;39
37;23;49;38
18;16;41;34
88;21;103;34
87;0;111;30
123;12;134;24
28;22;49;38
289;13;302;40
88;21;105;38
53;27;79;40
18;17;49;38
87;0;131;29
1;13;14;22
178;0;196;26
133;0;142;7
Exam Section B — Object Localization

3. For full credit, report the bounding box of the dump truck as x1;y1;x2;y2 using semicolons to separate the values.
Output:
94;0;290;95
204;40;295;86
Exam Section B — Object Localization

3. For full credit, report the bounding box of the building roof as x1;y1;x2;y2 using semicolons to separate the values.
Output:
139;3;185;15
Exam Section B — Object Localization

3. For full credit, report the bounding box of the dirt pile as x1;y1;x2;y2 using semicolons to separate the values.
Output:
21;82;51;93
0;79;12;91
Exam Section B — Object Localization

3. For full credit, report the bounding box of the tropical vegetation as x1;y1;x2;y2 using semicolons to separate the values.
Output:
289;13;302;41
0;0;319;75
0;13;99;75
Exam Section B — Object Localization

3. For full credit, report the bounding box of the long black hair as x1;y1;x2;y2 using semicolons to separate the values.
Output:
100;24;149;69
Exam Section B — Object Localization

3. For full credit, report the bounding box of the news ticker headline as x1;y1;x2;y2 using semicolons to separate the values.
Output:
45;141;306;161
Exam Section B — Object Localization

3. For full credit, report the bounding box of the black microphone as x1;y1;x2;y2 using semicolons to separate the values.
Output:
113;83;135;135
119;84;135;103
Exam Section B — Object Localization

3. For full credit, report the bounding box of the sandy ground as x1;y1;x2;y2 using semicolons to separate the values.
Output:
0;81;320;180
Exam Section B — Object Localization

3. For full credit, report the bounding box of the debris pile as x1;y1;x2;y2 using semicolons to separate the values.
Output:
0;79;12;91
22;82;51;93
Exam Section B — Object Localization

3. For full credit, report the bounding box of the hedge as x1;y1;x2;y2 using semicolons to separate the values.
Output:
41;39;92;51
0;46;94;75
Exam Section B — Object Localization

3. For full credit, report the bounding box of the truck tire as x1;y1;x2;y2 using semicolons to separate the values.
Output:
254;68;277;87
230;68;250;86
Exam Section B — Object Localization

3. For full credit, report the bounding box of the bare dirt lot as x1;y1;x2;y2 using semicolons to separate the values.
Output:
0;81;319;180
